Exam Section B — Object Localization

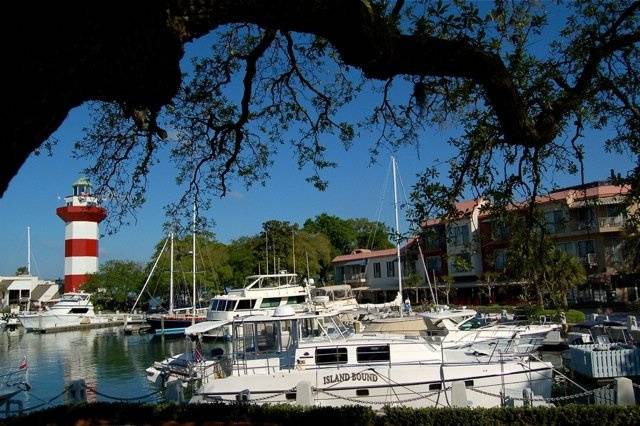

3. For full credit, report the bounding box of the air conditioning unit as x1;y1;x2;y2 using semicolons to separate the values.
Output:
587;253;597;266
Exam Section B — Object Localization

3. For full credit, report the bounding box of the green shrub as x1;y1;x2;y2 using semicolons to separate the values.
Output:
382;405;640;426
5;403;639;426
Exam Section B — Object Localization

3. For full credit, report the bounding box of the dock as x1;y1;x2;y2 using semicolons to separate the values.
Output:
32;313;146;334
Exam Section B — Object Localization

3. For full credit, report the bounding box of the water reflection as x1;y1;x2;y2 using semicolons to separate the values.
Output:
0;327;193;407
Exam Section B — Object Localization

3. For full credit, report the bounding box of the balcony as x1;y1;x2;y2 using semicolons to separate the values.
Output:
597;216;626;231
547;216;626;236
343;273;367;285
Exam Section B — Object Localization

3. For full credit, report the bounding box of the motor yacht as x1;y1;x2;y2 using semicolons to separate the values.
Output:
17;292;108;332
418;306;560;349
183;306;552;408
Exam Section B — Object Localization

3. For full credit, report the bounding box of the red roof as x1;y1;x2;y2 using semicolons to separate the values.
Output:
422;183;630;224
332;239;418;264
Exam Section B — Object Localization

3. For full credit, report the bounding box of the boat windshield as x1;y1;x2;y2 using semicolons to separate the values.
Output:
458;316;491;331
60;294;89;302
299;315;350;342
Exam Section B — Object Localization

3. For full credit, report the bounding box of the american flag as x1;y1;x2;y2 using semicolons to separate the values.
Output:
193;342;203;363
18;355;28;370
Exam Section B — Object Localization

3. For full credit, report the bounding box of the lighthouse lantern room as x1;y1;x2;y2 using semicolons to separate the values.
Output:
56;177;107;292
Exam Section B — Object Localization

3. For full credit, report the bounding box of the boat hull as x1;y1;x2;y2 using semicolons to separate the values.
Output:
18;313;109;332
192;360;553;408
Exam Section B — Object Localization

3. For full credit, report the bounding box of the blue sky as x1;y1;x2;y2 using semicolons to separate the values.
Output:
1;12;636;280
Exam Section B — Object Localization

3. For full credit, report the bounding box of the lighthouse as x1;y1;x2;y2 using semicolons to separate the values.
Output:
56;177;107;292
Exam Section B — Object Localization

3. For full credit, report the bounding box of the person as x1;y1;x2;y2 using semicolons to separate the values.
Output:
404;297;412;314
559;311;568;335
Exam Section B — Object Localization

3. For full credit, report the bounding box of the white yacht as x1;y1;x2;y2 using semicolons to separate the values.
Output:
186;307;553;408
18;293;108;332
192;273;309;339
419;307;560;349
310;285;359;313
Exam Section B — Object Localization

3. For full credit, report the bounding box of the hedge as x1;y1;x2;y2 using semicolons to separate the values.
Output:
4;403;639;426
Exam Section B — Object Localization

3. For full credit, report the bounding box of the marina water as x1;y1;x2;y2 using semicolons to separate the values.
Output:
1;327;221;407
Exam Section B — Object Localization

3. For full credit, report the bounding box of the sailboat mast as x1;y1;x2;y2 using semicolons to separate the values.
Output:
292;229;296;275
169;232;174;315
265;232;269;274
192;202;197;325
392;156;403;317
27;226;31;276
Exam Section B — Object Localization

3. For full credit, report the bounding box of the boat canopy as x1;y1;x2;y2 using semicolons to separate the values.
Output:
184;320;230;336
311;285;353;300
243;273;299;289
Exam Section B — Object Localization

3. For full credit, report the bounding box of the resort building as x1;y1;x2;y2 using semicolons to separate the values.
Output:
0;275;60;311
332;180;638;304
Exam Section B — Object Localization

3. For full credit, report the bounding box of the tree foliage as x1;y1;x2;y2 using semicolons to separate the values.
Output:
62;1;639;232
505;214;587;307
83;260;147;311
147;233;232;307
303;213;392;255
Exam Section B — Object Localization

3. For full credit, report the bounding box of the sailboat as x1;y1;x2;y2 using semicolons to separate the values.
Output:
144;204;207;335
361;156;430;333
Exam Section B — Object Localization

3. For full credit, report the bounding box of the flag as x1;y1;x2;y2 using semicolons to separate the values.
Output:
193;341;203;363
19;356;28;370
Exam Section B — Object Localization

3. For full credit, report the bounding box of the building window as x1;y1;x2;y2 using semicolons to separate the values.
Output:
494;249;508;271
544;210;565;234
450;253;472;273
605;239;623;265
373;262;381;278
426;256;442;274
356;345;390;362
577;207;595;230
557;241;577;257
315;347;348;365
577;240;595;259
448;224;470;246
386;261;395;277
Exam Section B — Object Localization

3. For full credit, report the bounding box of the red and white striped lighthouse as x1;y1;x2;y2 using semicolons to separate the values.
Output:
56;177;107;292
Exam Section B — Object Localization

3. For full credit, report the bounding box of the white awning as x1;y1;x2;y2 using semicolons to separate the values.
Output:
7;280;35;291
184;320;230;336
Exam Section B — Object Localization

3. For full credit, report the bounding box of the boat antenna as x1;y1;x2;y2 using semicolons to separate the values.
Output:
392;156;403;317
169;231;174;315
27;226;31;276
305;251;310;282
192;200;197;325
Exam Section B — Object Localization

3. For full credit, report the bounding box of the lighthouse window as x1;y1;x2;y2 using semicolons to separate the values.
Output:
315;347;348;365
356;345;390;362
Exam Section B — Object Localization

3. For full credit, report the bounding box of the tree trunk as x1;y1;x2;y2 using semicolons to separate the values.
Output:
537;289;544;307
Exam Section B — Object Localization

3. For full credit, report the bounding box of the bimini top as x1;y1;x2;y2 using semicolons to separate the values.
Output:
243;273;299;289
419;308;477;321
231;309;344;324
